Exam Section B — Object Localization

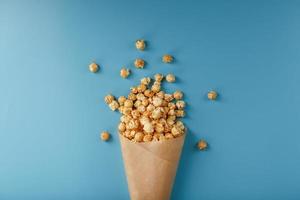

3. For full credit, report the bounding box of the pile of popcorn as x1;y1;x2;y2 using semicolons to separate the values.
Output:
104;74;186;142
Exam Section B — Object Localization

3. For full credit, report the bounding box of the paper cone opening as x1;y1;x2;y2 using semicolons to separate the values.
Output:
119;134;186;200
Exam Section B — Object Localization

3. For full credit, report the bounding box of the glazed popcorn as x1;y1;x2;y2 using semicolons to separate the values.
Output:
143;134;153;142
173;91;183;100
101;131;110;141
109;100;119;111
207;91;218;100
134;58;145;69
176;100;186;109
106;74;187;142
89;62;99;73
133;132;144;142
166;74;176;83
141;77;151;86
197;139;208;150
154;74;164;82
151;82;161;93
162;54;173;63
120;68;130;78
135;39;146;51
118;96;127;105
105;94;115;104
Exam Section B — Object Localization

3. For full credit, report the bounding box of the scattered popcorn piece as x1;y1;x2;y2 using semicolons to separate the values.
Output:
197;140;208;150
162;54;173;63
176;100;186;109
154;74;164;82
89;62;99;73
118;96;127;105
135;39;146;51
105;94;115;104
166;74;176;83
208;91;218;100
101;131;110;141
109;100;119;111
134;58;145;69
175;110;185;117
173;91;183;100
120;68;130;78
141;77;151;86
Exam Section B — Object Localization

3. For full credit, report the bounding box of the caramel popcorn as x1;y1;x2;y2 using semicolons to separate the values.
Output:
208;91;218;100
197;140;208;150
141;77;151;86
152;97;163;107
134;58;145;69
175;110;185;117
118;122;126;132
134;132;144;142
118;96;126;105
101;131;110;141
151;82;161;93
154;74;164;82
131;86;138;94
120;68;130;78
173;91;183;100
109;100;119;111
135;39;146;51
106;74;186;142
128;93;137;101
176;100;186;109
166;74;176;83
89;62;99;73
105;94;115;104
124;99;134;108
162;55;173;63
137;84;147;93
143;134;153;142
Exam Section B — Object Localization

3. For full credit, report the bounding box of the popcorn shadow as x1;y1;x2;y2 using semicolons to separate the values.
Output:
171;129;200;199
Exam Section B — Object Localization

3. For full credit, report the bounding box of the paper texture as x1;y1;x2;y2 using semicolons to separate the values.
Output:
119;134;186;200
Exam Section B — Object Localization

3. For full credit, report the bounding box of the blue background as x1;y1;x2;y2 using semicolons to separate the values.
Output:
1;0;300;199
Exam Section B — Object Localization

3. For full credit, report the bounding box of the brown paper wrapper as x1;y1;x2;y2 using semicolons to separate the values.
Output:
119;134;186;200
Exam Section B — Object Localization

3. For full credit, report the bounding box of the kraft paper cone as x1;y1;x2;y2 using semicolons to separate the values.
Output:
119;134;186;200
